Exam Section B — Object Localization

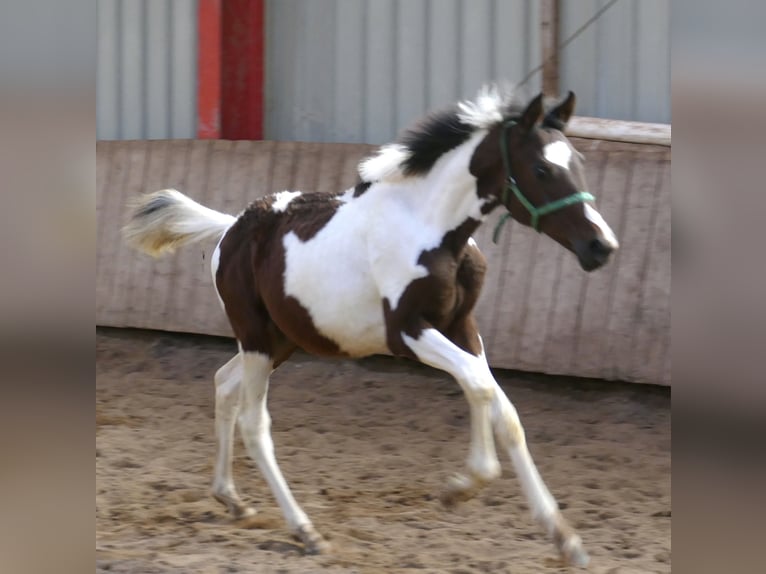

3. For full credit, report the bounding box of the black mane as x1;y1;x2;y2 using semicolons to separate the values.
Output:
396;95;527;177
398;107;475;177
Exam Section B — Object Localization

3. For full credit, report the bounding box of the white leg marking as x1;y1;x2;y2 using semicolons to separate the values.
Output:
271;190;302;212
402;329;500;486
467;236;478;248
584;204;619;249
237;350;328;553
211;354;254;518
490;382;589;567
543;141;573;170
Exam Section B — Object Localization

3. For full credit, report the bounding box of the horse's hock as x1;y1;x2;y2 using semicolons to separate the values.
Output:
97;135;670;385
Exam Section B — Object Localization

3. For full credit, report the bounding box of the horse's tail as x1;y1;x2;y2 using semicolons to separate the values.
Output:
123;189;236;257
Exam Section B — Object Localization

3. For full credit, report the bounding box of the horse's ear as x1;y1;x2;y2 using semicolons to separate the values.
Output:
517;93;544;132
543;90;576;130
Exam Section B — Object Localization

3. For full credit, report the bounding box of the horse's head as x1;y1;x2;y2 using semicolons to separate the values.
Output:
470;91;618;271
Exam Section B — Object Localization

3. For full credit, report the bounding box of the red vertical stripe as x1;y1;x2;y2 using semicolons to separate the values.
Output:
221;0;265;140
197;0;222;139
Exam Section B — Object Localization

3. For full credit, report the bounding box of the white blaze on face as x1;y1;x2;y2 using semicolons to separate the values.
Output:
584;204;619;248
543;140;572;170
272;190;302;212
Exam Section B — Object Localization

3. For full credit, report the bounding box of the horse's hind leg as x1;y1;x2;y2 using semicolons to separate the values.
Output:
490;381;589;567
211;354;256;519
237;349;330;554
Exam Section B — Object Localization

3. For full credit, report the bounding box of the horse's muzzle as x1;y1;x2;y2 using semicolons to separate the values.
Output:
574;237;616;272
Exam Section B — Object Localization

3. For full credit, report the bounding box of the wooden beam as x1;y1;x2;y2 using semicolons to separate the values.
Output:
566;117;672;147
540;0;560;95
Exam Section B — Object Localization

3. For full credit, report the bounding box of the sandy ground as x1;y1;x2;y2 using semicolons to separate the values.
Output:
96;328;670;574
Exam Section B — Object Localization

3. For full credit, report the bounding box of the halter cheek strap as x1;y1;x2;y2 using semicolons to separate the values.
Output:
492;121;595;243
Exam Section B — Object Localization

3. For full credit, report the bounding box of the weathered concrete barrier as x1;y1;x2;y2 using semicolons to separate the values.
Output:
97;137;670;385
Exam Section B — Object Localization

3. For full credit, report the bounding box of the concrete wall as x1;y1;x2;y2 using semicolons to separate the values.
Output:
96;137;670;385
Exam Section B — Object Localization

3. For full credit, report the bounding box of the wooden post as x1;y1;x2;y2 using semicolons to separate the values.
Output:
540;0;560;95
221;0;265;140
197;0;222;138
197;0;265;140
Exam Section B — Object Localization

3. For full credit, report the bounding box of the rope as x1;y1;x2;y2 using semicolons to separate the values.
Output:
516;0;621;90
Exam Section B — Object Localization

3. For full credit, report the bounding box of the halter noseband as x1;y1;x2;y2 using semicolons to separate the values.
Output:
492;120;595;243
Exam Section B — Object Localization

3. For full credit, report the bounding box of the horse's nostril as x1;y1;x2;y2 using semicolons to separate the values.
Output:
589;238;613;258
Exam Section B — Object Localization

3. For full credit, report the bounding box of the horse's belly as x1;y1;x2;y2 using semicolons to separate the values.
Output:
282;230;388;357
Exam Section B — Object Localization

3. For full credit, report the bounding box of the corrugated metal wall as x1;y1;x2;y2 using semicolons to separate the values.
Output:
95;0;670;142
266;0;541;144
560;0;670;123
265;0;670;144
97;0;198;140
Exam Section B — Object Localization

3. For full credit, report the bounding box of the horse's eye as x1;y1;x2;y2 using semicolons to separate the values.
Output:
535;165;550;180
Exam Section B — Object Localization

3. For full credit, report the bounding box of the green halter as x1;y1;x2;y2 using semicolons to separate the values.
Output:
492;120;595;243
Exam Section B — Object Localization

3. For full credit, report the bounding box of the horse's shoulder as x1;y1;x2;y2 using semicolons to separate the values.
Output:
456;241;488;286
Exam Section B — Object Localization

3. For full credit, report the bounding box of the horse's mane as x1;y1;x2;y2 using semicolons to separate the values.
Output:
358;85;527;183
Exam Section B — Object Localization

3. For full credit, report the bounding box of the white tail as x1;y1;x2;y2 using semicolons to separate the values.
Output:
123;189;236;257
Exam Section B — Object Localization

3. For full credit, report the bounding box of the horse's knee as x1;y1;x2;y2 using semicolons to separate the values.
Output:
459;364;496;404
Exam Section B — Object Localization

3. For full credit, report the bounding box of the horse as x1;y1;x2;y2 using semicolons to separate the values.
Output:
123;87;618;567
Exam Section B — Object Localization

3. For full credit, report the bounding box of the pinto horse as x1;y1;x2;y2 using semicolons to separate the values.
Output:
124;88;618;567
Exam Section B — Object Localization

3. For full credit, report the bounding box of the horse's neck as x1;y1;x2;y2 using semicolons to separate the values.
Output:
408;131;489;232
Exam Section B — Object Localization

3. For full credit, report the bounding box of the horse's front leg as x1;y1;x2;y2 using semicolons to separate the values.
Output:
490;367;590;567
401;326;502;501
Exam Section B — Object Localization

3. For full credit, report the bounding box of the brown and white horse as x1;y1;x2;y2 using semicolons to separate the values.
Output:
124;87;618;567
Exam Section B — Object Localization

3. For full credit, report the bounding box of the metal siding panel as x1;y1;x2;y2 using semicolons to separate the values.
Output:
170;0;197;138
296;0;336;142
560;0;669;123
262;0;669;143
426;0;460;110
266;0;336;142
265;0;296;141
97;0;119;139
635;0;670;123
525;0;541;95
459;0;492;98
364;0;397;143
120;0;144;139
334;0;367;143
559;0;599;117
97;0;197;140
396;0;427;130
493;0;530;86
146;0;171;139
596;0;635;120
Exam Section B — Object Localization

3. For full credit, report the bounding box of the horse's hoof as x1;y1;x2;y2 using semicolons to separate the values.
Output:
439;473;478;507
551;515;589;568
212;491;257;520
295;524;331;555
560;534;589;568
233;505;257;519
